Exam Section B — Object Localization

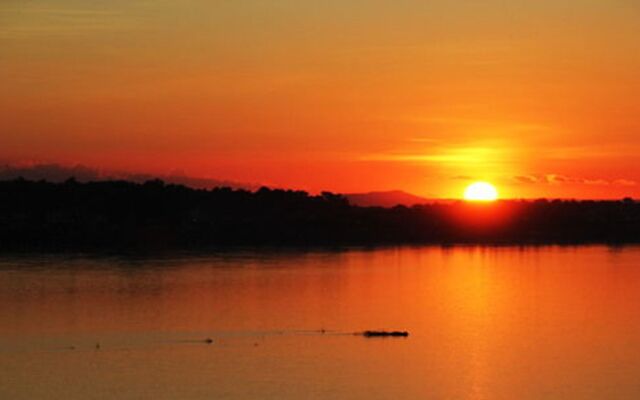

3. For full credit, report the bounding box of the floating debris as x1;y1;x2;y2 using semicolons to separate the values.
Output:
361;330;409;338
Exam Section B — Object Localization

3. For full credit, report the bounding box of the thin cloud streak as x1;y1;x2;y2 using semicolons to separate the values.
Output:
363;146;509;167
512;174;637;187
0;3;141;38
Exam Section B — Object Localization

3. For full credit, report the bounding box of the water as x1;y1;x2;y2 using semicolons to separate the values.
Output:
1;246;640;399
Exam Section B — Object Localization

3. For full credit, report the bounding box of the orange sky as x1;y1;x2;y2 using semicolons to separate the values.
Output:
1;1;639;198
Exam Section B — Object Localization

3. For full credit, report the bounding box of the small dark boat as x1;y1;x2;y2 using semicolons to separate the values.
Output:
362;330;409;337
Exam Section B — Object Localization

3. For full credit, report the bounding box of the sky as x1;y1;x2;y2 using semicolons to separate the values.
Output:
1;0;640;198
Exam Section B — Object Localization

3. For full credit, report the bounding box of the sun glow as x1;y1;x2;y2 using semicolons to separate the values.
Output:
464;182;499;202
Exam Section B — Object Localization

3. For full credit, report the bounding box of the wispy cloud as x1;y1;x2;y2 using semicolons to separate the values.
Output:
4;7;121;17
512;174;637;187
0;3;140;38
513;175;540;184
364;146;508;167
612;179;638;186
542;145;637;161
451;175;474;181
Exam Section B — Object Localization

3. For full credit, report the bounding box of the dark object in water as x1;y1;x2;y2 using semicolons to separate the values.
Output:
205;338;213;344
362;330;409;338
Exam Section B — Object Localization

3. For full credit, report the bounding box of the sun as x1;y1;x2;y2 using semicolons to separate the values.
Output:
464;182;498;202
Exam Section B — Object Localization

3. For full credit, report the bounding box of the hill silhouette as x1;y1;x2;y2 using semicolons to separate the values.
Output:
0;179;639;251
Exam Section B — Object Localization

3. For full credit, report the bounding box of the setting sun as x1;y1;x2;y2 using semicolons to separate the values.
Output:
464;182;499;202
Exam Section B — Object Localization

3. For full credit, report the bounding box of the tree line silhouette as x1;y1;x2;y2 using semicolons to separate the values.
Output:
0;178;639;251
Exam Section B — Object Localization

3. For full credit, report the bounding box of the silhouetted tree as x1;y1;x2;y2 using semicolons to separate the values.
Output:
0;178;638;251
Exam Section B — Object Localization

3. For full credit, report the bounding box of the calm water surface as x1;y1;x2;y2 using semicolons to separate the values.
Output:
1;246;640;399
